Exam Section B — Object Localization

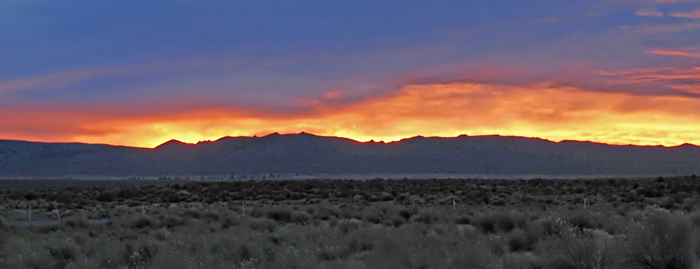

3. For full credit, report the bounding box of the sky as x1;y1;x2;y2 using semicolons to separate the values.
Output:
2;0;700;148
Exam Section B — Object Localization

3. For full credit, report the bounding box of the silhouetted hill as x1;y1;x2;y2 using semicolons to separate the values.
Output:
1;133;699;176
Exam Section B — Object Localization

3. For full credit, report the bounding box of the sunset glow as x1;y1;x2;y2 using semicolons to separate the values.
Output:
3;1;700;148
3;80;700;148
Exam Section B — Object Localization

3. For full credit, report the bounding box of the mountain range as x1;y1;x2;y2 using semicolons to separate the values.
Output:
1;132;699;177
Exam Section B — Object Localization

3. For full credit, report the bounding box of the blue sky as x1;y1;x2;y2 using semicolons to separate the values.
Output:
1;0;700;147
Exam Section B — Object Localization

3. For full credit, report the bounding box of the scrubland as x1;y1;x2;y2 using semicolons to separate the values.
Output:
1;176;700;268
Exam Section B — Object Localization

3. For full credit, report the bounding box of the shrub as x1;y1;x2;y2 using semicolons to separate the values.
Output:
314;204;341;220
507;228;530;252
131;215;159;229
291;211;311;224
23;191;39;201
154;229;168;241
490;196;507;206
380;192;394;201
221;215;241;229
689;211;700;227
267;208;293;223
248;218;276;232
526;217;564;240
398;208;415;221
124;241;159;267
411;211;438;224
232;244;256;265
167;193;181;203
0;217;7;230
95;191;117;202
567;214;597;232
625;208;697;269
659;196;676;209
203;211;219;222
65;216;90;229
502;252;544;269
475;211;527;233
337;219;362;234
160;215;186;229
50;243;78;261
389;216;405;227
346;236;374;254
445;242;501;269
455;215;472;225
33;224;61;234
539;228;621;269
183;209;201;219
318;246;344;261
396;192;411;201
363;209;384;224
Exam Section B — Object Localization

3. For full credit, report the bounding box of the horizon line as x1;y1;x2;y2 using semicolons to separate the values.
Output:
1;132;698;149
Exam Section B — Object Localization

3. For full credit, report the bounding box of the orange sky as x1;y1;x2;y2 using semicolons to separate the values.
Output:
5;1;700;149
2;74;700;148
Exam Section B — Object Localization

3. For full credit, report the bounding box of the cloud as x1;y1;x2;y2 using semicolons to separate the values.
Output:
646;48;700;57
635;9;664;16
654;0;699;3
596;66;700;84
4;78;700;148
617;23;700;34
669;9;700;18
0;59;240;94
616;0;700;4
594;66;700;95
0;70;96;94
539;17;575;23
0;46;453;106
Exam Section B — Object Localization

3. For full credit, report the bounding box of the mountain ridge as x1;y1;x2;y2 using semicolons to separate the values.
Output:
1;133;699;177
3;133;696;149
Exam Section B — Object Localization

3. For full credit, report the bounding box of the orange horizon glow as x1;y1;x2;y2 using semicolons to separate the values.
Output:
3;78;700;148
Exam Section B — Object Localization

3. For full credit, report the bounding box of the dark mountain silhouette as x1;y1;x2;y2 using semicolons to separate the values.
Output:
1;132;699;177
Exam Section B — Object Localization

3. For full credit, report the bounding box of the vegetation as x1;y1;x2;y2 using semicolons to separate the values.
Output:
1;176;700;268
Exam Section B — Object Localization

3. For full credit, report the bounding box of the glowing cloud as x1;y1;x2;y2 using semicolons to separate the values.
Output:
647;49;700;58
670;9;700;18
317;83;700;146
3;78;700;148
595;66;700;96
635;9;664;17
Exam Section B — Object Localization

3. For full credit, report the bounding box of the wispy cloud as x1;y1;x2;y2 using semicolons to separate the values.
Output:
646;48;700;57
0;70;96;94
616;0;700;4
617;23;700;33
654;0;699;3
635;9;664;16
539;17;576;23
669;9;700;18
595;66;700;95
0;59;241;95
